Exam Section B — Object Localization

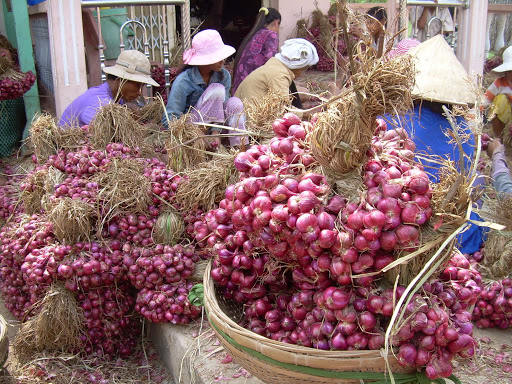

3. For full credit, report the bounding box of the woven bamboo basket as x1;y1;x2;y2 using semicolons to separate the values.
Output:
203;262;416;384
0;314;8;370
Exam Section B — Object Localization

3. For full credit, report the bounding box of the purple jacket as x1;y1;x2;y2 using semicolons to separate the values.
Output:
59;82;122;127
232;28;279;95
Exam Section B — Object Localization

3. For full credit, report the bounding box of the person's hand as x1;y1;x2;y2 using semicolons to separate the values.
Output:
487;138;503;158
125;101;142;119
206;132;221;151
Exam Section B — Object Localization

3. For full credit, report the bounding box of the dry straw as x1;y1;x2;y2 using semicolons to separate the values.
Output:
152;209;185;245
311;52;415;177
89;103;151;151
174;153;237;212
477;194;512;278
47;197;95;244
138;97;166;125
43;166;66;195
21;169;48;215
21;167;66;215
28;113;58;165
0;54;12;75
166;114;207;173
52;125;89;150
26;113;88;163
13;284;85;361
481;230;512;279
94;157;151;218
189;259;208;283
244;88;292;140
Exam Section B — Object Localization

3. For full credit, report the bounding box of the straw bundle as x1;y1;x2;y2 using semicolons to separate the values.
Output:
139;98;165;125
89;103;151;151
94;158;151;215
22;169;49;215
144;126;169;157
478;193;512;230
481;230;512;278
430;160;480;230
52;125;89;150
174;153;237;211
43;166;66;195
47;197;95;244
189;259;208;283
0;54;12;75
166;114;207;172
356;53;415;117
311;91;373;176
311;54;415;176
328;166;364;203
7;154;35;176
152;209;185;245
0;34;17;77
28;113;58;165
13;284;85;360
244;88;292;140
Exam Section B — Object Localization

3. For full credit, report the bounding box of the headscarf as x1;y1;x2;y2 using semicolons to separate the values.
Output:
275;38;319;70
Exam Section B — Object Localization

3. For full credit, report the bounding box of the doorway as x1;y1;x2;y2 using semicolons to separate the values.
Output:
190;0;262;51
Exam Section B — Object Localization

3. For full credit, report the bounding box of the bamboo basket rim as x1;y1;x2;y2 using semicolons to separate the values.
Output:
203;261;414;375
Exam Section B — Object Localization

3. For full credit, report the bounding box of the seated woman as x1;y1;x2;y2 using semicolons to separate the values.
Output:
484;46;512;138
235;38;319;118
232;7;281;95
59;50;159;128
384;35;483;254
163;29;246;147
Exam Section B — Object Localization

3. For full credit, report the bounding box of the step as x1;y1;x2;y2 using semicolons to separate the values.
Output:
150;321;264;384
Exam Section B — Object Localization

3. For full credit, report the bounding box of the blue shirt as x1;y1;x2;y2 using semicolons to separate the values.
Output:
384;104;483;254
385;104;475;182
164;67;231;120
59;82;122;127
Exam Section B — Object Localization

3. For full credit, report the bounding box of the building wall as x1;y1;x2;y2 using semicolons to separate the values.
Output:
273;0;332;46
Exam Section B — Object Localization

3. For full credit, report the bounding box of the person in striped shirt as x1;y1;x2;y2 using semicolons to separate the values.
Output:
485;46;512;138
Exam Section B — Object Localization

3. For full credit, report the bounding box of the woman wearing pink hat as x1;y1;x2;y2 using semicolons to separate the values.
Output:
164;29;246;147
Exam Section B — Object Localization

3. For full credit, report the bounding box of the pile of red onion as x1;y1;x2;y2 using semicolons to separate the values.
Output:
192;114;476;380
0;138;201;359
472;277;512;329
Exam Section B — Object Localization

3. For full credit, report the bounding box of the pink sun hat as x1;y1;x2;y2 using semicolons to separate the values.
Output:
387;38;421;59
183;29;236;65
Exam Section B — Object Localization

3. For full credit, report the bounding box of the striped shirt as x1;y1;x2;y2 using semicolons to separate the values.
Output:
484;76;512;106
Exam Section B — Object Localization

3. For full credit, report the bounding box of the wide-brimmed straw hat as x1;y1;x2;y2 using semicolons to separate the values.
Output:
407;35;475;105
492;46;512;73
103;50;159;87
183;29;235;66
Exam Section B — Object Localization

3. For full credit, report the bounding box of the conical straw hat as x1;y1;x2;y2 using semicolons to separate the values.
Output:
407;35;475;105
